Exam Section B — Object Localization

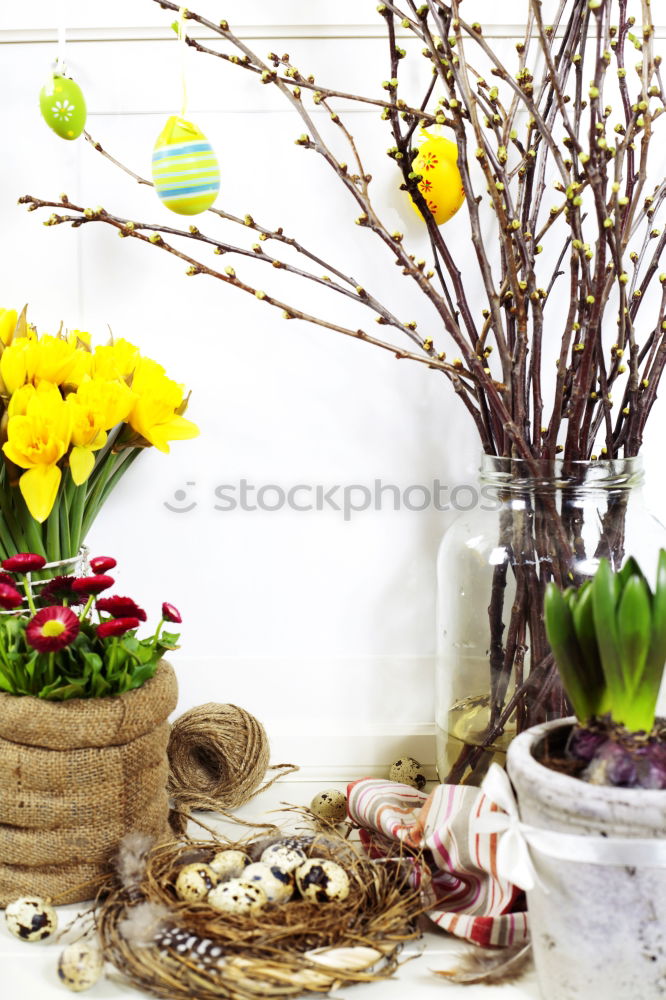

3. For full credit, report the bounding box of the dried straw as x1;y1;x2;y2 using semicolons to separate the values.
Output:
167;704;298;819
97;826;425;1000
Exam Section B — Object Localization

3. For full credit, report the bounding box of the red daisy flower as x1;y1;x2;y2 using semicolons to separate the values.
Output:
162;602;182;624
97;617;140;639
26;606;80;652
71;575;115;596
90;556;117;573
96;596;147;622
39;575;76;601
2;553;47;573
0;583;23;610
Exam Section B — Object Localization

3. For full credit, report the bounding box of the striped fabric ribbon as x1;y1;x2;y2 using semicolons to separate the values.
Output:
347;778;528;947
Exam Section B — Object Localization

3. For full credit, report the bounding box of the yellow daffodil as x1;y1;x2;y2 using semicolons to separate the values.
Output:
128;358;199;452
93;338;140;381
67;329;92;349
3;382;72;522
1;334;81;394
27;335;82;386
7;383;38;418
0;309;17;347
66;378;136;484
0;339;29;394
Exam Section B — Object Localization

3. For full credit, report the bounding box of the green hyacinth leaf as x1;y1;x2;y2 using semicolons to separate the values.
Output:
592;559;625;707
617;574;651;692
571;584;607;715
617;555;650;594
545;582;595;722
633;548;666;732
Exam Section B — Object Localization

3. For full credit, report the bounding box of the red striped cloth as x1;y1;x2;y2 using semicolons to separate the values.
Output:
347;778;528;947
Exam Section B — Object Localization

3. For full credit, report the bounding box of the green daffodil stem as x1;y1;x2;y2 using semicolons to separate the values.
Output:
46;504;60;563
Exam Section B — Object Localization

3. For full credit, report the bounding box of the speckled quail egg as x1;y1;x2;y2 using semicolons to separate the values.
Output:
209;849;251;880
5;896;58;941
175;863;219;902
295;858;350;903
310;789;348;824
389;756;426;790
207;879;267;915
260;843;307;873
57;941;104;992
242;862;294;904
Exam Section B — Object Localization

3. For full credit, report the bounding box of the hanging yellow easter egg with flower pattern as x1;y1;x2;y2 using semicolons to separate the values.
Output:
411;135;465;225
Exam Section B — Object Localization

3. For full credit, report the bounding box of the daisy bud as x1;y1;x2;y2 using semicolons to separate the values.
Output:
0;583;23;610
90;556;117;573
162;602;182;624
97;617;140;639
2;553;47;573
71;575;115;596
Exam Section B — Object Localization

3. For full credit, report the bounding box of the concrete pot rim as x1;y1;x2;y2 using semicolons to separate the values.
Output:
508;716;666;808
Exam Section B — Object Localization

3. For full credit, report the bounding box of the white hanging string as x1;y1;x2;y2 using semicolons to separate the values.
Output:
56;0;67;74
177;7;189;120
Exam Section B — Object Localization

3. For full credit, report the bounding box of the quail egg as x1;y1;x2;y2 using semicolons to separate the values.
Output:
389;756;426;790
175;863;219;902
5;896;58;941
242;862;294;904
209;849;251;880
295;858;350;903
260;843;307;873
310;789;347;824
57;941;104;992
207;879;267;915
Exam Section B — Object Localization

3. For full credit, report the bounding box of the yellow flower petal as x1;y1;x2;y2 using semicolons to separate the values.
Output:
7;383;36;418
69;445;96;486
140;414;200;453
0;309;18;347
19;464;62;523
0;341;29;395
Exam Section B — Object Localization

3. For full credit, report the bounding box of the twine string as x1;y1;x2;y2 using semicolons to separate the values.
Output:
167;703;299;821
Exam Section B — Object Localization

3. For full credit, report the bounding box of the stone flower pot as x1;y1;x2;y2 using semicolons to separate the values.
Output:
507;717;666;1000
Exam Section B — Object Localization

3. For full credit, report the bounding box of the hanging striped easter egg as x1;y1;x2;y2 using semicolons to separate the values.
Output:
152;116;220;216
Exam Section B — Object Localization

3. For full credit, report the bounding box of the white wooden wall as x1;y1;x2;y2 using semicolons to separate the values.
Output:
1;3;665;774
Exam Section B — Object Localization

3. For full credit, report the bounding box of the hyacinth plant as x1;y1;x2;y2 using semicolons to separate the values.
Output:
0;305;198;563
545;550;666;788
19;1;666;777
0;552;181;700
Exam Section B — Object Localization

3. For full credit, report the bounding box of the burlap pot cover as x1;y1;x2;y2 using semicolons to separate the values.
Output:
0;660;178;906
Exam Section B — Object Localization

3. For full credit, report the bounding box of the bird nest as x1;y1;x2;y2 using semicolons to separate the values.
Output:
96;827;425;1000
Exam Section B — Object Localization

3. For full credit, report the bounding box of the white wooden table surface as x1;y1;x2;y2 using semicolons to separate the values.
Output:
0;780;540;1000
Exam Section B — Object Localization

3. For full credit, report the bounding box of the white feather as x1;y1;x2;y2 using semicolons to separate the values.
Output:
118;902;170;947
115;833;154;890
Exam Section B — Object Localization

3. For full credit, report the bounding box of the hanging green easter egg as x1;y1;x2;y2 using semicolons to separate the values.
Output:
39;74;87;140
152;116;220;216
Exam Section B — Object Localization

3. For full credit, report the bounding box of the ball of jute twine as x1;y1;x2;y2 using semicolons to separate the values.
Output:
167;703;298;831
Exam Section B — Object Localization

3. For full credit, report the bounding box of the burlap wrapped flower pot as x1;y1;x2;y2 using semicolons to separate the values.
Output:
0;660;178;907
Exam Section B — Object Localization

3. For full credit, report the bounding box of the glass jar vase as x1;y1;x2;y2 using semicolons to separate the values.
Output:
435;456;665;785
